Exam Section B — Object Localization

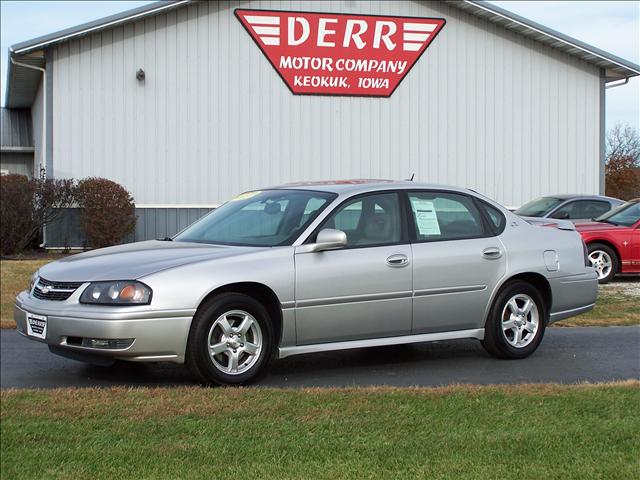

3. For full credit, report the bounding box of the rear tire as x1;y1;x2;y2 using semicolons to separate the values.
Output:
587;243;618;284
482;280;547;359
186;293;274;386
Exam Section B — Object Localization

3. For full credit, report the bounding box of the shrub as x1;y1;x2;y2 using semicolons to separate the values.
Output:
76;178;136;248
0;174;76;255
0;175;35;255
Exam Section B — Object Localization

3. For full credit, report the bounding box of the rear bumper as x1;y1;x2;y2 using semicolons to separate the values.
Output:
14;292;193;363
548;271;598;324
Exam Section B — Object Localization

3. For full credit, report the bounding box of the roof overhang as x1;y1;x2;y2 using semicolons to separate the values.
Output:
454;1;640;81
4;0;639;107
4;1;189;107
4;51;46;108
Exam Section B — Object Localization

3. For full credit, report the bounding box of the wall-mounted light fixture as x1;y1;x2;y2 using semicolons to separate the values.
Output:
136;68;145;81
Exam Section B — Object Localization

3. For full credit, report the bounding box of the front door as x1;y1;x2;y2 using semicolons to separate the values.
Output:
630;221;640;272
295;192;412;345
406;190;507;334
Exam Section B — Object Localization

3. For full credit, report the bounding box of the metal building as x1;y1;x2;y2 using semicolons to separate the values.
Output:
4;0;639;247
0;108;35;177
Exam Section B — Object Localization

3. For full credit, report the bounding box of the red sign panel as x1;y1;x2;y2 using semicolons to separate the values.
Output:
235;9;445;97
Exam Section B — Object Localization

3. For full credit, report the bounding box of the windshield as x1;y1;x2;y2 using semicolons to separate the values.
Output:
174;189;336;246
514;197;563;217
594;200;640;227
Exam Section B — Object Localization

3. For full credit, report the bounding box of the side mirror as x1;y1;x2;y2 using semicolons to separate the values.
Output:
552;211;570;220
296;228;347;253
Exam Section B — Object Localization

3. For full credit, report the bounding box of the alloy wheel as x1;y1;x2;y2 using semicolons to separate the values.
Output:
207;310;263;375
588;250;612;280
500;294;539;348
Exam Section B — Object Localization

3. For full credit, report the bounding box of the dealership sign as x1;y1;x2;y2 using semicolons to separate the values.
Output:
235;9;445;97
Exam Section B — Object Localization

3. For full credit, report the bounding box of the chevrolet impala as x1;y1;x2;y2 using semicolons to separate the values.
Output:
14;180;598;385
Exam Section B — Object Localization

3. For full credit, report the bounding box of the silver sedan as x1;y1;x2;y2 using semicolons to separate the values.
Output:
15;181;598;385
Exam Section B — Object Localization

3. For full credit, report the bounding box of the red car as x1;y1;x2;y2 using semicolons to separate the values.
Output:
575;198;640;283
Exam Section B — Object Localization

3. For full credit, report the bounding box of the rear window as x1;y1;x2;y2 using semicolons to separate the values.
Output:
478;201;506;235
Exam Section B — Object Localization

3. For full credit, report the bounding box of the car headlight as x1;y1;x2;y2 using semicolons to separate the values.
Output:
79;281;152;305
29;271;39;292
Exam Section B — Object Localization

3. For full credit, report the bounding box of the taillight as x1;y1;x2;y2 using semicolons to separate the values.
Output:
582;241;590;267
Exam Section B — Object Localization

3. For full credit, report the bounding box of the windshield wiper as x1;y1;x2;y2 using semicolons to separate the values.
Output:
157;236;173;241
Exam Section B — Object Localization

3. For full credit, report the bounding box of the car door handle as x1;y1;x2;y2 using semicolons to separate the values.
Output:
386;254;409;267
482;247;503;259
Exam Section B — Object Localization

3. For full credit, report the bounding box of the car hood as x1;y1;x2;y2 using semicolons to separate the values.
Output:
37;240;265;282
574;221;625;233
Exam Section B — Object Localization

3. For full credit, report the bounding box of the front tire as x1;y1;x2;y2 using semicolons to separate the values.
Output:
482;281;547;359
587;243;618;284
186;293;274;386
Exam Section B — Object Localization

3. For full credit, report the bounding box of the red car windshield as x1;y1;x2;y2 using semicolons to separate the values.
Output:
594;200;640;227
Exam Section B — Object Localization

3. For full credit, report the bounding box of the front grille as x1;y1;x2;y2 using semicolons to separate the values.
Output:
32;277;83;301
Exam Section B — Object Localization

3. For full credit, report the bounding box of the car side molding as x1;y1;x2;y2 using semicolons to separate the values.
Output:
278;328;485;359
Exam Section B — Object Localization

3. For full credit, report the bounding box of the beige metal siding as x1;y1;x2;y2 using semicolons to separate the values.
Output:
51;0;601;207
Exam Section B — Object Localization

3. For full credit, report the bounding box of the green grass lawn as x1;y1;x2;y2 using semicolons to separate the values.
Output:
1;258;638;327
1;383;638;479
555;282;640;327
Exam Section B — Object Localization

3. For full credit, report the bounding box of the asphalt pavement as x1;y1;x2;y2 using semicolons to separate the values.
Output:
2;326;638;389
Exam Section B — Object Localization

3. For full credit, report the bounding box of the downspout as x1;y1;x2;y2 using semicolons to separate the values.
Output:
10;56;46;175
600;75;632;194
10;55;48;247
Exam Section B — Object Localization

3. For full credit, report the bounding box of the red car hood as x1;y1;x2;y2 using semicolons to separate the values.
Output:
574;221;625;232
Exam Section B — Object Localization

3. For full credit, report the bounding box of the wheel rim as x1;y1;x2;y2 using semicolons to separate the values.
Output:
207;310;262;375
500;294;540;348
588;250;612;280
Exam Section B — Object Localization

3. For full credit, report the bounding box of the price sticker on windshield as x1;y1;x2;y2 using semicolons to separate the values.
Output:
231;191;262;202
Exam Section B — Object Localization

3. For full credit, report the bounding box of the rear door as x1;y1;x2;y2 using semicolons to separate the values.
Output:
406;190;507;334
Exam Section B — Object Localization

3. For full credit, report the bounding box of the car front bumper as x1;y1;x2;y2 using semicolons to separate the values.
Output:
14;291;194;364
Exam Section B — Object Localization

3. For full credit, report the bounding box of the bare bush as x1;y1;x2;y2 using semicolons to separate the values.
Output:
0;174;76;255
605;124;640;200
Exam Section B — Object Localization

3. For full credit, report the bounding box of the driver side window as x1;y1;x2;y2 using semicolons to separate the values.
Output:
551;200;611;220
319;193;401;247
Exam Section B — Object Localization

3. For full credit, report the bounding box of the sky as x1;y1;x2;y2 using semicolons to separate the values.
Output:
0;0;638;129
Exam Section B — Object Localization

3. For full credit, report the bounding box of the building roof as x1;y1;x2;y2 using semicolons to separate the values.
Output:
5;0;640;107
453;1;640;80
0;108;34;150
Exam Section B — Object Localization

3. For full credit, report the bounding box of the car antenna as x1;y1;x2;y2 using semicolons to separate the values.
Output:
406;173;415;181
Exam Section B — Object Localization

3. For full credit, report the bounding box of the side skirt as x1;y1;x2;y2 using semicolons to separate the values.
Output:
278;328;485;359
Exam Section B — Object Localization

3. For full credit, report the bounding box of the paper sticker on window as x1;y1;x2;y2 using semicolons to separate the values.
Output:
411;199;440;235
231;191;261;202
